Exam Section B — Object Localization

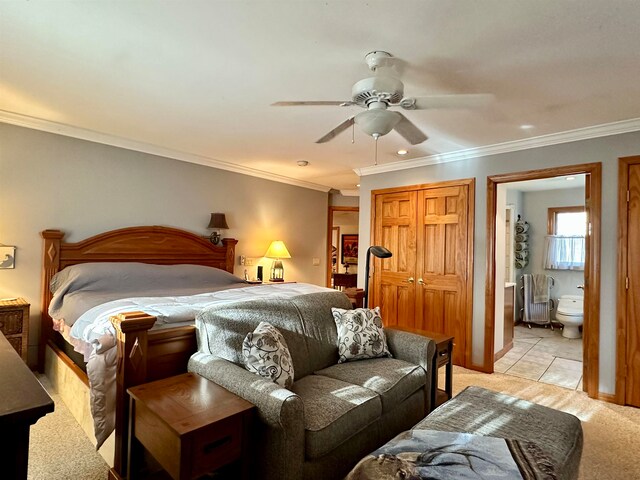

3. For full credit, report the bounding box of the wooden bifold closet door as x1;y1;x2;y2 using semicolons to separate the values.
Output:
620;158;640;407
372;180;474;366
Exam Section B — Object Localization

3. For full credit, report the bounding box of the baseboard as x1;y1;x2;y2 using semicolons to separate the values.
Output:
493;341;513;362
597;392;619;404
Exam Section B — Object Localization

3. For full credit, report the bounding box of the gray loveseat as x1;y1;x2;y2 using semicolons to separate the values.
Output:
188;291;436;480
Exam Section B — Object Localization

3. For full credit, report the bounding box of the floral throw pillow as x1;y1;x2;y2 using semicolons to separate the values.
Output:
331;307;392;363
242;322;294;388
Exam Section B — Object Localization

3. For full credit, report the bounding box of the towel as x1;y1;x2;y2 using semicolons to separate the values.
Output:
515;233;529;242
515;242;528;252
515;250;529;260
515;221;529;234
532;274;549;303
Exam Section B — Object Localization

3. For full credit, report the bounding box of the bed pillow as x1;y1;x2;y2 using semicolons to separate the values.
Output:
242;322;294;388
331;307;392;363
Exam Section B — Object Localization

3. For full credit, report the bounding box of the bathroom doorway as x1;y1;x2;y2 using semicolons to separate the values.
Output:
485;163;602;399
326;206;359;288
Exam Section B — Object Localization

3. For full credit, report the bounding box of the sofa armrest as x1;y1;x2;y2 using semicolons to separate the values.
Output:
385;327;436;370
189;352;306;480
384;327;436;414
188;352;304;429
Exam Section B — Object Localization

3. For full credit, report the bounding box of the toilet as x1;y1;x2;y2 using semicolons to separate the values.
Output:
555;295;584;339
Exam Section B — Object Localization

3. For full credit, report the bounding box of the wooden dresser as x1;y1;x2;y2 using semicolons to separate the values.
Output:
0;298;30;363
0;331;54;479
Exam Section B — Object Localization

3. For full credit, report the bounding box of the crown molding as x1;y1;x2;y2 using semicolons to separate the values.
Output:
339;189;360;197
355;118;640;177
0;110;332;193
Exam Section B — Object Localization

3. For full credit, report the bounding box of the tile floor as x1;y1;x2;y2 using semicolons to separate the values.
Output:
494;324;584;390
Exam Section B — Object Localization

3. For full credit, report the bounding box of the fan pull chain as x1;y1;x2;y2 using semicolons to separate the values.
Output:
352;123;355;144
374;136;378;165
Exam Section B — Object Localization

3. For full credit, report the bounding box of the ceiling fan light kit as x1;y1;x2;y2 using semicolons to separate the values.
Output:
273;50;492;146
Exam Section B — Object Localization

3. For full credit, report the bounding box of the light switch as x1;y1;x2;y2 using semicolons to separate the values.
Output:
312;257;320;266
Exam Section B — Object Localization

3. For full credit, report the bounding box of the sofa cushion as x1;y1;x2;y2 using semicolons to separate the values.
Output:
242;321;294;388
291;374;381;460
196;291;352;379
331;307;392;363
315;358;426;413
289;292;353;373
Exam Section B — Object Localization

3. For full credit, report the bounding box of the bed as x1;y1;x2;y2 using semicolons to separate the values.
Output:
40;226;243;480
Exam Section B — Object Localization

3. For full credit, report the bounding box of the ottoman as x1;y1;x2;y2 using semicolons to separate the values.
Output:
412;386;583;479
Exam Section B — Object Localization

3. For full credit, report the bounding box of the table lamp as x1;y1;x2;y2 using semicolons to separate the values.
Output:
265;240;291;282
207;213;229;245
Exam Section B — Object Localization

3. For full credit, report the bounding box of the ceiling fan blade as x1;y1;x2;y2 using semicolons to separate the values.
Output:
402;94;494;110
316;117;355;143
393;113;428;145
272;101;354;107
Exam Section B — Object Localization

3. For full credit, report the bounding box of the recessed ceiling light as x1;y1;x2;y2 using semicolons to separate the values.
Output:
520;124;534;130
297;160;309;167
356;184;361;187
397;149;408;155
566;176;576;181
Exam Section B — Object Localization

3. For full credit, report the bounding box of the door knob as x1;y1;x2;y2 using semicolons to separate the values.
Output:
407;277;414;283
418;278;424;285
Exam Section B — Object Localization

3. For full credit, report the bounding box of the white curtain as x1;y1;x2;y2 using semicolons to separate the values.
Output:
543;235;585;270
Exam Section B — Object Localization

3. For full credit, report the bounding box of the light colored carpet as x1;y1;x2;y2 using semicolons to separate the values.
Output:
446;366;640;480
28;370;639;479
28;375;108;479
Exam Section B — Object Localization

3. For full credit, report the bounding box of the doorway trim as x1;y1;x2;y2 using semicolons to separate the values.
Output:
485;162;602;398
327;206;359;288
616;155;640;404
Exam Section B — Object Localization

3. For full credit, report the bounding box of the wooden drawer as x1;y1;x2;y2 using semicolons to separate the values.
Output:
190;415;243;478
0;309;24;336
436;345;451;368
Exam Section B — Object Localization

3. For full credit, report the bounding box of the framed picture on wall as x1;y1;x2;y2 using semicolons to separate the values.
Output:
341;234;359;265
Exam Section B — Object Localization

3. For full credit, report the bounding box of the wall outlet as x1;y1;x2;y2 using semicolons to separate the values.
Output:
245;257;256;266
312;257;320;266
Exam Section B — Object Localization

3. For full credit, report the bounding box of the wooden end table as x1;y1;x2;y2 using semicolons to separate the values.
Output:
128;372;254;480
388;326;454;411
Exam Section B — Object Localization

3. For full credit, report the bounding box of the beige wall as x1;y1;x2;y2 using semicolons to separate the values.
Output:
358;130;640;395
0;123;328;365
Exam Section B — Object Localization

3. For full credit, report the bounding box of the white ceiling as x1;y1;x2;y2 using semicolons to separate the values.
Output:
2;1;639;191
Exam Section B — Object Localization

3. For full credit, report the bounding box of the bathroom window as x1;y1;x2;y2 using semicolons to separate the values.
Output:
544;206;586;270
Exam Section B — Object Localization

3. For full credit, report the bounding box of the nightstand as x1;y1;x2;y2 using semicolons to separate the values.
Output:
0;298;30;363
388;326;454;411
128;372;255;480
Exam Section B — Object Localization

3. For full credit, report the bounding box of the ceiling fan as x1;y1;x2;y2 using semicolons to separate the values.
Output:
273;51;493;145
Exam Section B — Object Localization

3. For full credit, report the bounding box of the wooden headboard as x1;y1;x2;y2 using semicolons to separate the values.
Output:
39;225;238;368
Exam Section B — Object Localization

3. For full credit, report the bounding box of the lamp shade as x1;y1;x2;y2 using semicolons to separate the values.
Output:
265;240;291;259
207;213;229;229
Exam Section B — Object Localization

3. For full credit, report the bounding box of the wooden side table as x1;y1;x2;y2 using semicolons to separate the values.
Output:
128;372;255;480
0;298;30;363
388;326;454;411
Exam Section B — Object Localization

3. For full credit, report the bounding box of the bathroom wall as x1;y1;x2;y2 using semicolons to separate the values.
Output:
506;189;525;317
522;187;586;317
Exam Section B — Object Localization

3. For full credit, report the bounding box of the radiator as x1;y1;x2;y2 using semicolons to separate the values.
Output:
521;274;554;327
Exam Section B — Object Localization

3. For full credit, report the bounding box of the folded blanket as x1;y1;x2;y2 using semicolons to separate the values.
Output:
346;429;557;480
